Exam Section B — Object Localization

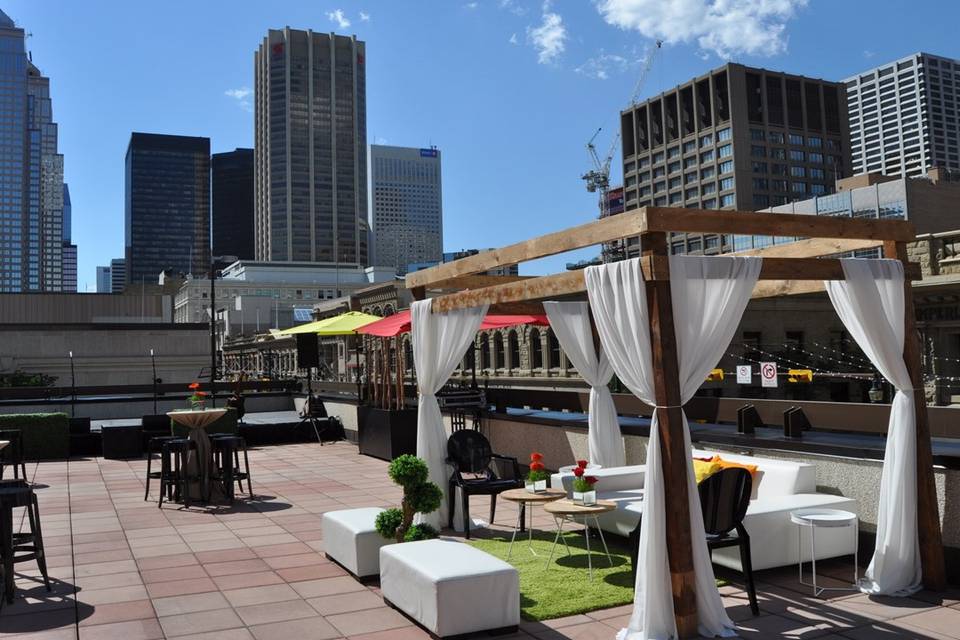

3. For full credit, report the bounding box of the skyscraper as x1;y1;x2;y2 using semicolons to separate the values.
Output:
125;133;210;285
212;148;255;260
254;29;368;266
96;265;111;293
845;52;960;178
110;257;126;293
620;63;851;254
62;184;76;292
370;145;443;273
0;10;66;292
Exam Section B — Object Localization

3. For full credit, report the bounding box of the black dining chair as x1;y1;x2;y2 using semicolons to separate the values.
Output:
446;430;522;538
629;467;758;617
0;479;50;603
0;430;27;481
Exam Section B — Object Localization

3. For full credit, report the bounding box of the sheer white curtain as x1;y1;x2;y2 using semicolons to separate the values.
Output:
825;258;921;596
411;299;489;529
543;302;623;467
586;255;761;640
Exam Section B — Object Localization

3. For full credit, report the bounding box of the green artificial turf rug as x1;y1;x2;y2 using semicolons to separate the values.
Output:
468;529;636;621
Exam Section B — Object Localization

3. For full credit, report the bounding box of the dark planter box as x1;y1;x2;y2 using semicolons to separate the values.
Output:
69;417;91;435
357;406;418;461
102;424;143;459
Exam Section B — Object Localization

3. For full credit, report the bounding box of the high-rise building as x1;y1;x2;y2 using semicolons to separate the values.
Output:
96;265;112;293
0;10;66;292
212;148;255;261
620;63;851;254
110;257;126;293
125;133;210;285
370;145;442;273
254;29;368;266
61;184;76;292
845;52;960;178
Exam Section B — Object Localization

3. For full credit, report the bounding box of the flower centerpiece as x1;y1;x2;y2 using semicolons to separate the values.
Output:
525;452;548;493
188;382;207;410
572;460;598;505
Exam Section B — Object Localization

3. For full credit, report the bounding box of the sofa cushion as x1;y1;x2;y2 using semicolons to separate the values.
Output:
693;459;722;483
693;449;816;500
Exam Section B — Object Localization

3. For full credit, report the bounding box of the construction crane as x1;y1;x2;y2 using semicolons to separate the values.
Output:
583;40;662;263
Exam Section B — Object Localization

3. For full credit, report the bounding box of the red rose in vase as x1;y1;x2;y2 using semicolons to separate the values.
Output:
577;459;588;469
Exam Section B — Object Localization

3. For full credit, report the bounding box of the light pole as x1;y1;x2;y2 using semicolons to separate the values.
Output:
210;255;238;408
150;348;158;415
68;351;76;418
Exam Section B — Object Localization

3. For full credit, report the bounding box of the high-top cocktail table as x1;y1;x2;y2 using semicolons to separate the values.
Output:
167;409;227;502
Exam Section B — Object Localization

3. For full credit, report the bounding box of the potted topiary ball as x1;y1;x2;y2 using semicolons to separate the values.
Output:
375;454;444;543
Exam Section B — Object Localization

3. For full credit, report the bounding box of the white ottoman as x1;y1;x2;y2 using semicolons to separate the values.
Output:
380;539;520;638
322;507;390;579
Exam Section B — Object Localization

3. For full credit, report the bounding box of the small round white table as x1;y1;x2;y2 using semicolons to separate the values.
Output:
790;508;859;596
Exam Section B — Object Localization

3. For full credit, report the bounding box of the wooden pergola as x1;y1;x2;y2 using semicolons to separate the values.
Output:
406;206;945;637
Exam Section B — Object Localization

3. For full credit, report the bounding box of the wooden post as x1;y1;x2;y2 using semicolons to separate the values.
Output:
884;240;946;590
644;232;699;638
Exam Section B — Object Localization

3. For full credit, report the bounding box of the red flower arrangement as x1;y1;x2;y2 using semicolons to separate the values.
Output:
572;458;598;493
526;452;549;484
188;382;207;408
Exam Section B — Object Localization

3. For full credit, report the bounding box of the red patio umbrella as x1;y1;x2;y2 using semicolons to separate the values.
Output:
356;309;549;337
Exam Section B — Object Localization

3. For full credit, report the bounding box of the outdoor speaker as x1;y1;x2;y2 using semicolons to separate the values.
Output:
296;333;320;369
784;406;811;439
737;404;763;435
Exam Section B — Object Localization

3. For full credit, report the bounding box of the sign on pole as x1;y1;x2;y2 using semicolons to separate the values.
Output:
736;365;752;384
760;362;778;388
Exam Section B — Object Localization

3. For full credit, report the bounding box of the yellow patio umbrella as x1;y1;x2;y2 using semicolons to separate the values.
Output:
279;311;383;336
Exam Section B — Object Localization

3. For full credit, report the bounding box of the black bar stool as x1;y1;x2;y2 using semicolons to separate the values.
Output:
144;436;178;501
0;480;50;603
211;435;252;503
0;430;27;481
158;438;199;508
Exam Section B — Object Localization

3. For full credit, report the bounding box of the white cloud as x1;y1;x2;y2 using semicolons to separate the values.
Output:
527;3;567;64
509;32;519;45
464;1;479;8
863;49;876;59
326;9;351;29
359;10;370;21
225;87;253;112
575;52;631;80
499;0;527;16
596;0;807;59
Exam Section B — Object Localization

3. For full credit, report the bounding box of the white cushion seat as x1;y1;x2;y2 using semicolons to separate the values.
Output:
322;507;390;579
379;539;520;638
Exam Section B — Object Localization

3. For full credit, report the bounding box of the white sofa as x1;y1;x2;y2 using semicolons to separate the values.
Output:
551;450;858;571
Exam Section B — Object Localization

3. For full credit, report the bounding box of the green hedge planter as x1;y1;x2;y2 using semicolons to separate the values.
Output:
0;413;70;460
170;408;238;438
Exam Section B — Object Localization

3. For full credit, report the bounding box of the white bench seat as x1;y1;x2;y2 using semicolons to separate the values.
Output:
380;539;520;638
322;507;390;579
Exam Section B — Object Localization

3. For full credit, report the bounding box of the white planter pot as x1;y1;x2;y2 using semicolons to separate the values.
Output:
525;480;547;493
573;490;596;506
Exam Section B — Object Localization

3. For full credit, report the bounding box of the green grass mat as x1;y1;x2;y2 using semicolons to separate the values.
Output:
468;530;636;621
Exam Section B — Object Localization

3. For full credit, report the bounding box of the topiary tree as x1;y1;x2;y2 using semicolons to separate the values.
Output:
375;454;443;543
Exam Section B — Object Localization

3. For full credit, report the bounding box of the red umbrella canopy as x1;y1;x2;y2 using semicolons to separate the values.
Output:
356;310;549;337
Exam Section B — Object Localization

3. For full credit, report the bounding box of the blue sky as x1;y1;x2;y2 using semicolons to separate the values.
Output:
6;0;959;289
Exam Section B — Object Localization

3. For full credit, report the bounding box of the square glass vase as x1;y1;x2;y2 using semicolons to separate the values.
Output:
573;490;597;506
525;480;547;493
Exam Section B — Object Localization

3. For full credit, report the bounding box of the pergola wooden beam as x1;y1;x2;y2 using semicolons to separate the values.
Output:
425;274;533;291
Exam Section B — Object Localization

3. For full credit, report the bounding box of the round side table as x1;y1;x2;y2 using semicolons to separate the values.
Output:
543;498;617;580
500;488;566;560
790;508;859;596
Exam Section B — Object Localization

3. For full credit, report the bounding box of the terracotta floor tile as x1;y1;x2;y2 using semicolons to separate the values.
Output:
140;563;209;583
194;547;258;564
175;630;256;640
78;618;165;640
275;562;347;583
78;584;150;605
249;616;342;640
145;576;218;598
203;558;272;576
212;570;286;590
75;571;144;590
290;576;368;598
158;608;245;637
77;599;156;626
262;552;330;570
308;589;385;616
347;627;433;640
135;552;197;570
235;598;320;626
327;606;410;636
252;542;314;558
222;582;301;607
151;591;232;617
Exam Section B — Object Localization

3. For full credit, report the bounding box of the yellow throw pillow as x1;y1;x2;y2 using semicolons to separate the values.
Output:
693;459;722;484
715;456;759;479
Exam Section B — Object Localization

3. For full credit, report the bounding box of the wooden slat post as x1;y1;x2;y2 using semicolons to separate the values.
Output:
884;240;946;590
644;233;699;638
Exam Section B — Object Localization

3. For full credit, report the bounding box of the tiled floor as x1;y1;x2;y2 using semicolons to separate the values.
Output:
2;440;959;639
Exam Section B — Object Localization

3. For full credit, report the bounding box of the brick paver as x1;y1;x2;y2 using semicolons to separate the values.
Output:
0;440;958;639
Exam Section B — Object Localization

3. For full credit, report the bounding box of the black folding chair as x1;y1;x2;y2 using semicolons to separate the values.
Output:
446;430;522;538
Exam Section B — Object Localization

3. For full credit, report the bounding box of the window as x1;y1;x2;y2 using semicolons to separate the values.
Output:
668;161;681;173
699;134;714;147
717;127;732;141
700;150;714;163
750;145;766;157
769;131;785;144
669;177;682;189
684;171;697;183
669;192;682;204
791;181;807;193
654;196;667;206
684;157;698;169
752;161;768;173
685;187;699;199
772;179;788;191
789;133;804;145
703;198;717;209
719;160;734;174
705;235;720;249
683;140;697;153
771;163;787;175
720;177;735;190
652;151;664;163
654;181;665;193
826;139;841;151
701;166;716;179
809;152;824;163
771;148;786;159
720;193;735;206
753;194;770;207
753;177;769;190
808;136;822;147
653;166;666;178
671;241;687;254
702;182;717;195
624;161;636;173
750;128;765;141
790;165;806;177
638;156;650;168
667;146;680;159
789;149;805;161
718;144;733;158
810;167;825;179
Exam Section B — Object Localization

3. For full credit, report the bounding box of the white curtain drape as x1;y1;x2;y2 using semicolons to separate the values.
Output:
543;301;624;467
586;255;761;640
825;258;921;596
411;298;489;529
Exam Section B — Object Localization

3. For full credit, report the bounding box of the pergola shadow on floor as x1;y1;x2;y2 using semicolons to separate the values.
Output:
1;443;959;640
406;205;946;636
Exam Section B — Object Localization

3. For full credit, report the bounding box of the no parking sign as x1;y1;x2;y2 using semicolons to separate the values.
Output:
760;362;778;388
